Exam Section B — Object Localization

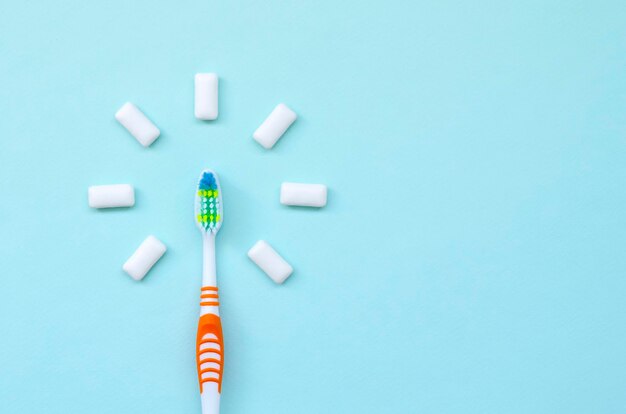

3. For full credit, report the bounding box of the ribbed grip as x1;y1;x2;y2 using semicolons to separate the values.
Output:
196;288;224;394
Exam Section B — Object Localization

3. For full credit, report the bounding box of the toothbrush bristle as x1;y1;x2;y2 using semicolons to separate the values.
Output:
195;170;223;234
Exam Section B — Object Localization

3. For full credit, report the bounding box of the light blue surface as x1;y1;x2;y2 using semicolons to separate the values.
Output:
1;1;625;412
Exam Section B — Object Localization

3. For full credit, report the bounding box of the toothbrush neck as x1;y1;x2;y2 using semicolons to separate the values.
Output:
202;232;217;286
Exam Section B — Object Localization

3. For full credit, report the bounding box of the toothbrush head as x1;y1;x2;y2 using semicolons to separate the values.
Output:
195;169;223;235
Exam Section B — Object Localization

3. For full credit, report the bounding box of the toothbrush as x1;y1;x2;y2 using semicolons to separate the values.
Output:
194;170;224;414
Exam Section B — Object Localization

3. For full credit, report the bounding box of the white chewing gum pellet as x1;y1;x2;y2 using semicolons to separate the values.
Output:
115;102;161;147
88;184;135;208
195;73;218;120
247;240;293;284
253;103;297;149
280;182;327;207
123;236;167;281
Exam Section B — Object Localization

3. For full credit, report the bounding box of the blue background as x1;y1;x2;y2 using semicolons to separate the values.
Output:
1;0;625;412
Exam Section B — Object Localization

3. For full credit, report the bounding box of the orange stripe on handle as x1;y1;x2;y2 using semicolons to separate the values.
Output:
199;338;221;347
199;367;221;376
196;306;224;393
198;357;221;364
201;294;219;299
200;301;220;307
200;377;221;388
200;287;220;307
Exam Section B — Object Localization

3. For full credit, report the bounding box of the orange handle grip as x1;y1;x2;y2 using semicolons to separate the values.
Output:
196;287;224;393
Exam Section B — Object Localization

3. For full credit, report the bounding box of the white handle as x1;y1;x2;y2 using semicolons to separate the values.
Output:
201;386;221;414
202;232;217;287
199;234;222;413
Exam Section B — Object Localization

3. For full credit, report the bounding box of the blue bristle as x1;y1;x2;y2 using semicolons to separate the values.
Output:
199;172;217;190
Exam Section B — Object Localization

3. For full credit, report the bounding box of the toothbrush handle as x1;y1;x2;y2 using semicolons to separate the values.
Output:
196;286;223;414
